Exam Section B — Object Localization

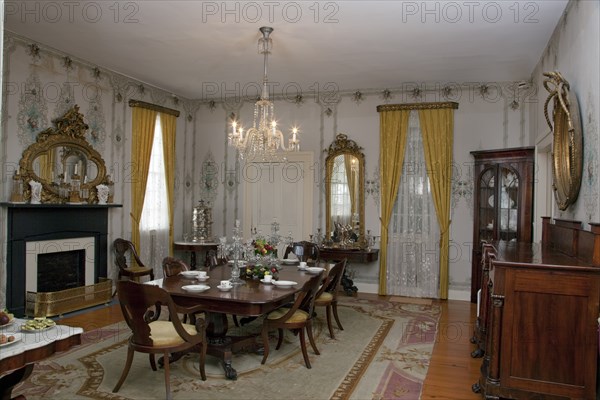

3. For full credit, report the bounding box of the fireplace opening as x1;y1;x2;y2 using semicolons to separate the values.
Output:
37;249;86;292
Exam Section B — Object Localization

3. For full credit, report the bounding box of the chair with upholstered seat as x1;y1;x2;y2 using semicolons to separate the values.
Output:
113;238;155;282
261;274;323;368
315;259;347;339
113;280;207;400
283;241;321;263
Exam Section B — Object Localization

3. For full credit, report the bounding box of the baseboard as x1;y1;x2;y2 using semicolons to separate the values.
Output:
356;282;379;294
448;289;470;301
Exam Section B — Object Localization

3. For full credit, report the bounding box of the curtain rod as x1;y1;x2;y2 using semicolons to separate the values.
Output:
128;100;180;117
376;102;459;112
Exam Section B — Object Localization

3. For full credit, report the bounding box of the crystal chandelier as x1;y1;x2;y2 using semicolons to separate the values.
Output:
228;27;300;161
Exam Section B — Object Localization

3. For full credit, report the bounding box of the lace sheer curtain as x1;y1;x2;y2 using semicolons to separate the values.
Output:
139;115;170;277
387;111;440;298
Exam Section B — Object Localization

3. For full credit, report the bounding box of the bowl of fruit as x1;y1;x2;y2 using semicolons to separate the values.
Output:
0;309;15;328
0;332;21;347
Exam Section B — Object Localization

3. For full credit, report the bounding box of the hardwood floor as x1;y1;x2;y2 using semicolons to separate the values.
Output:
56;294;481;399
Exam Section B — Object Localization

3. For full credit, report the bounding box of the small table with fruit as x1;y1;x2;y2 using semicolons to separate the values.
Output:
0;312;83;399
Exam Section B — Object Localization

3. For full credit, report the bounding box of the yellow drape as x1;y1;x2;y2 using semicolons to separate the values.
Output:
378;110;410;295
418;108;454;299
344;154;357;217
160;112;177;256
130;107;158;254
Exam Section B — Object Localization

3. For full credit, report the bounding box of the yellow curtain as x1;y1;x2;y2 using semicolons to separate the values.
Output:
130;107;158;254
160;112;177;256
378;110;410;295
418;108;454;299
344;154;357;217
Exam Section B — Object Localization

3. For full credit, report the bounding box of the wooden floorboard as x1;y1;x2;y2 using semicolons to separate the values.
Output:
55;293;482;399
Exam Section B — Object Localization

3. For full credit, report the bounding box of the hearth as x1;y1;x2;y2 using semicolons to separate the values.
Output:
2;203;121;316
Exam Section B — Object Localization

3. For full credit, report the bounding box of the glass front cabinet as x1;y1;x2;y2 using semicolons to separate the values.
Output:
470;147;535;303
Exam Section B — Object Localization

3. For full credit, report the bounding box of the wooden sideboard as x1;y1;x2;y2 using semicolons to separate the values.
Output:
473;218;600;399
319;247;379;295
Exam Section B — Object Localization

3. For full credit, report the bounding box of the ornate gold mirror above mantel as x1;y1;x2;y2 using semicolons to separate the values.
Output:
17;105;110;204
543;71;583;211
324;133;365;248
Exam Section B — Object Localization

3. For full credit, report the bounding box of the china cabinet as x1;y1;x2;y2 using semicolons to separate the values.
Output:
470;147;534;304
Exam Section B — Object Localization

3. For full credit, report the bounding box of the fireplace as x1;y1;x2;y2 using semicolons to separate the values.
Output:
3;203;120;316
26;237;95;293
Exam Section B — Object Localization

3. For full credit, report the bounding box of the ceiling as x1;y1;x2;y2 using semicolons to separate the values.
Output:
5;1;569;100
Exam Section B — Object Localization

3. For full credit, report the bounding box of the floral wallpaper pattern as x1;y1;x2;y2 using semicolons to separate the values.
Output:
17;70;48;146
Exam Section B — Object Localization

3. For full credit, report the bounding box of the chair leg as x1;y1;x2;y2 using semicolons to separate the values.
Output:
298;328;311;369
332;301;344;331
275;328;284;350
149;354;157;371
113;347;134;393
306;321;320;355
325;305;335;339
163;351;172;400
199;340;207;381
261;326;270;365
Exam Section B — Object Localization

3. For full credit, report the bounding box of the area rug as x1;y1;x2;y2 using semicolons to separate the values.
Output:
13;297;440;400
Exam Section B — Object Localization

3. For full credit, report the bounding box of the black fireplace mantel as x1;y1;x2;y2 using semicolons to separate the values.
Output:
2;203;121;316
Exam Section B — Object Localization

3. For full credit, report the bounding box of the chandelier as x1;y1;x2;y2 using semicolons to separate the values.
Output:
228;27;300;161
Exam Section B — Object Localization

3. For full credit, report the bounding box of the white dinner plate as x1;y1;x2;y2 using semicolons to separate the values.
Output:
180;271;199;278
181;284;210;293
272;280;297;289
306;267;325;275
281;259;298;264
0;332;22;347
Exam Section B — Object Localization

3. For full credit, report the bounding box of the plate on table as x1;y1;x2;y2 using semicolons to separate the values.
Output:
306;267;325;275
180;271;200;279
281;259;298;264
0;318;15;329
21;318;56;332
260;279;274;284
217;285;233;292
196;276;210;282
181;284;210;293
0;332;22;347
272;280;297;289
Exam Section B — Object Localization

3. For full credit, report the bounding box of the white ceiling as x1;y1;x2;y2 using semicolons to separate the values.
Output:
5;1;568;100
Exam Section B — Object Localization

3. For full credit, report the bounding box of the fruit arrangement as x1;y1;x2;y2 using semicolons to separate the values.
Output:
21;317;56;331
0;309;14;326
0;333;16;344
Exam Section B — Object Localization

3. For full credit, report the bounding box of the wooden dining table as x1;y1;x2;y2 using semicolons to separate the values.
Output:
154;260;331;380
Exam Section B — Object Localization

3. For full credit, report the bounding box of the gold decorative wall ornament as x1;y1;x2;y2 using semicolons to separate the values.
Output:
543;71;583;211
18;105;110;203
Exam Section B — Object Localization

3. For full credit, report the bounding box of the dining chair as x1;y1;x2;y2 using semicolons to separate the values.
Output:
113;280;207;400
283;241;321;263
0;363;33;400
162;256;191;277
315;259;347;339
113;238;155;282
260;274;323;369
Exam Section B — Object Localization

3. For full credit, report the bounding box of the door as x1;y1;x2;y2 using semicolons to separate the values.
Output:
243;152;314;254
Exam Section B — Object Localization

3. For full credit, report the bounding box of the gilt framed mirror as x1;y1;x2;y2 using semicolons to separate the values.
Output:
19;105;109;203
543;71;583;210
324;133;365;247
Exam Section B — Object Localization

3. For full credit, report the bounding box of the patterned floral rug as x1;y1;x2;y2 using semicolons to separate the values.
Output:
14;297;440;400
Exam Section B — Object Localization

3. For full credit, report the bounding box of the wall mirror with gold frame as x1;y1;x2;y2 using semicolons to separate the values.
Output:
324;133;365;247
18;105;109;203
543;71;583;210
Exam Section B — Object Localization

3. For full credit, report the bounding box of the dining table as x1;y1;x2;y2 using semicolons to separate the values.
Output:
150;259;331;380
